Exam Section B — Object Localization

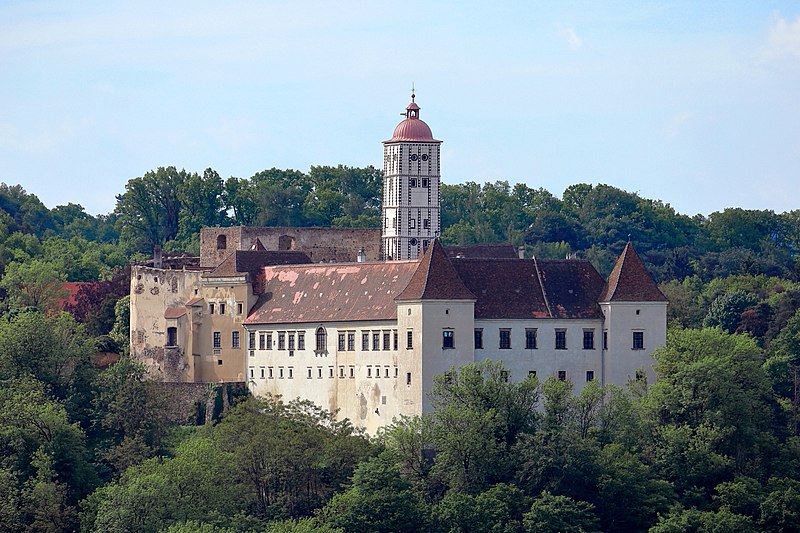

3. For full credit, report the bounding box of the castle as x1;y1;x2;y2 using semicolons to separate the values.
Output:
129;93;668;434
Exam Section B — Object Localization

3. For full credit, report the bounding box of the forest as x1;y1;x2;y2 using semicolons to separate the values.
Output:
1;165;800;532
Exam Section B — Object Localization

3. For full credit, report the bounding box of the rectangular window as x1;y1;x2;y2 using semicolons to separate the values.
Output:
367;366;372;378
338;333;345;351
586;370;595;382
288;333;295;351
385;366;390;378
525;329;537;349
237;302;243;315
329;366;334;378
373;332;380;351
603;330;608;350
307;367;313;379
474;329;483;349
383;332;390;351
409;218;416;229
298;332;305;350
583;330;595;350
249;367;254;379
166;327;177;347
339;366;345;378
410;178;417;188
220;303;225;315
407;330;413;349
317;329;327;352
249;332;256;350
266;334;272;350
209;303;215;314
231;331;240;348
406;372;412;385
278;333;286;350
259;333;266;350
362;332;370;351
558;370;567;381
279;367;284;379
442;330;454;349
529;370;537;378
423;219;430;229
349;366;355;378
555;329;567;350
213;331;221;349
633;331;645;350
499;329;511;349
394;331;398;350
260;367;265;379
347;332;355;351
422;178;429;188
318;367;323;379
269;367;274;379
288;367;293;379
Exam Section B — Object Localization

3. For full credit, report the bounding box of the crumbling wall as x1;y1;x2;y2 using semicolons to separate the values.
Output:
130;266;203;381
200;226;382;267
155;381;249;424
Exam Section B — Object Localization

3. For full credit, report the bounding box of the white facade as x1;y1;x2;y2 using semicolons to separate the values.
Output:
243;300;665;435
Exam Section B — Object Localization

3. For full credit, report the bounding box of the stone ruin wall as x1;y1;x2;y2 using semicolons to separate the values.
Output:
200;226;382;267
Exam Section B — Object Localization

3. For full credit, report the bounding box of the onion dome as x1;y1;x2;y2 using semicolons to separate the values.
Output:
384;91;441;143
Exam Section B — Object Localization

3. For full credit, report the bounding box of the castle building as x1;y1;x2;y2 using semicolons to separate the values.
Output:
128;93;668;434
382;92;441;260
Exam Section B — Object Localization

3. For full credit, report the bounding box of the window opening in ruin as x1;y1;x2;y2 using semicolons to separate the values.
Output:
217;235;227;249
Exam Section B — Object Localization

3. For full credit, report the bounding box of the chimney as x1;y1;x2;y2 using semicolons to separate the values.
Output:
518;245;525;259
357;248;366;263
153;245;163;269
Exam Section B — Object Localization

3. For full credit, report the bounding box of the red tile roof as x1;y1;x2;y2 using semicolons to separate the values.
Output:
600;242;668;302
445;244;519;259
449;258;605;319
395;240;476;301
244;261;419;325
164;306;188;319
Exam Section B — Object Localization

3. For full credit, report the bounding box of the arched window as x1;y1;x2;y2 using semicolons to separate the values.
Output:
216;235;227;250
315;327;326;352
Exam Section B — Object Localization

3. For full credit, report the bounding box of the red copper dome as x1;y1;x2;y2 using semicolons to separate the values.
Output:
383;93;441;144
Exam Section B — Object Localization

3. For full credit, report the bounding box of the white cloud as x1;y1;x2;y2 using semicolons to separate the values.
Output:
558;25;583;51
765;13;800;58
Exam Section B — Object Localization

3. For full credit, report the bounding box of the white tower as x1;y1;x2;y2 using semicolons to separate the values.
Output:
382;92;442;260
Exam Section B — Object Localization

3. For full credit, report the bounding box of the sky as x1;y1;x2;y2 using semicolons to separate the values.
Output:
0;1;799;217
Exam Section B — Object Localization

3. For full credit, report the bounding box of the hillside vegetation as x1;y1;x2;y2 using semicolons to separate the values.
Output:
1;167;799;532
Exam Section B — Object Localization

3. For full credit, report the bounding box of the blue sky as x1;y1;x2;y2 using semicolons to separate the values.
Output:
1;1;798;217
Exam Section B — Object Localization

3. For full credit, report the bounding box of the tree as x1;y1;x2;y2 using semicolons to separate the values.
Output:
316;456;429;532
522;491;600;533
214;397;374;519
431;483;528;533
114;167;186;251
703;289;759;333
0;259;67;313
86;436;246;533
648;328;779;481
428;361;540;493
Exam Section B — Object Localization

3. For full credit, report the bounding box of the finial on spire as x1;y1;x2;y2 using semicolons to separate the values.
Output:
411;82;415;102
627;233;632;243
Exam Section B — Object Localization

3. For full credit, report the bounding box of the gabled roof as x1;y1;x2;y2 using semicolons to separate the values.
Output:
537;260;606;318
445;243;519;259
450;258;605;319
206;250;312;278
245;261;419;325
600;242;667;302
395;240;476;301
